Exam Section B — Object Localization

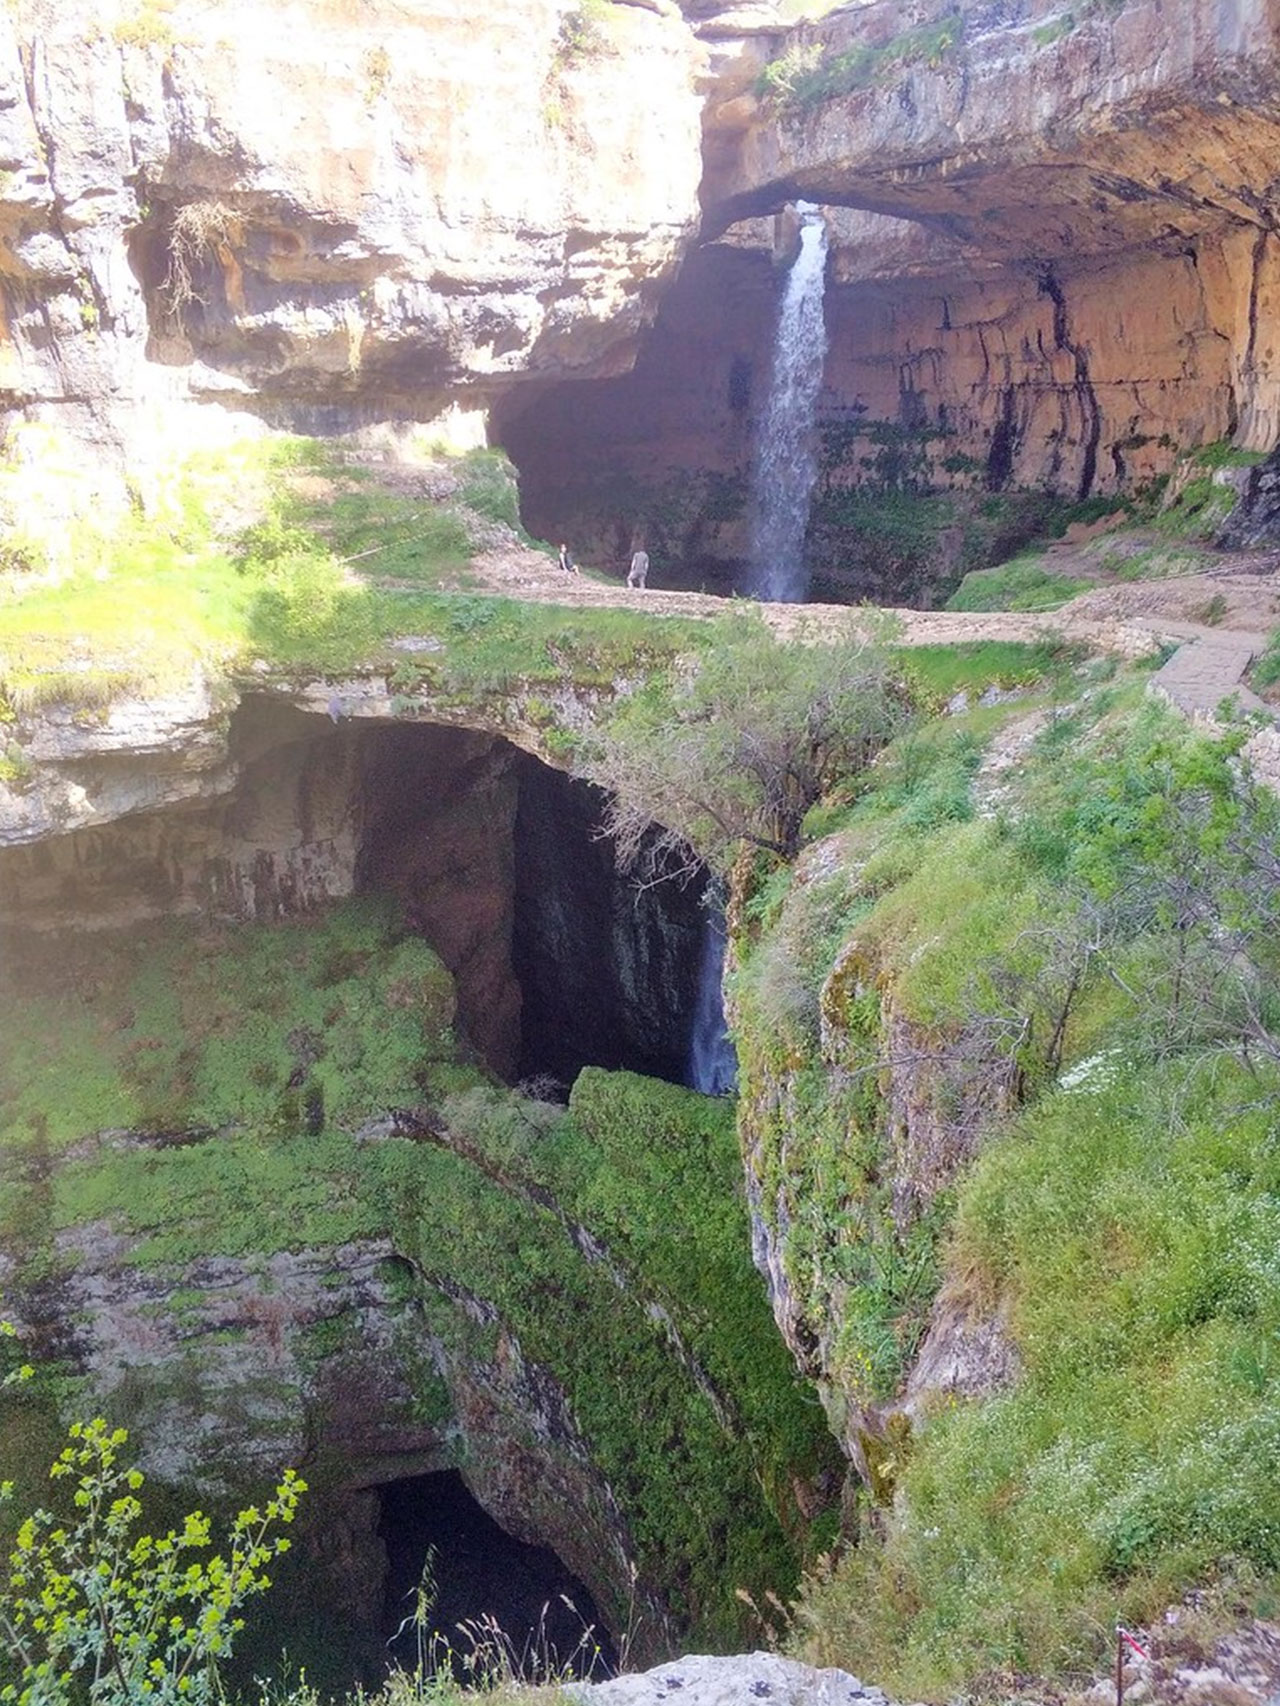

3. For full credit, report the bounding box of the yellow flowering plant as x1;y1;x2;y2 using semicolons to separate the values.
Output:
0;1414;304;1706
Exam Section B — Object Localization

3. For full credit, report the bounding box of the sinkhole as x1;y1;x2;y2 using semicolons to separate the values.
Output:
377;1471;617;1683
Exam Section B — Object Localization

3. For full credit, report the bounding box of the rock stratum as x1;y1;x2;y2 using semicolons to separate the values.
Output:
0;0;703;451
0;0;1275;530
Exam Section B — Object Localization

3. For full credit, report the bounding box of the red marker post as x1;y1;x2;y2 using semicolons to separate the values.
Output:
1115;1626;1149;1704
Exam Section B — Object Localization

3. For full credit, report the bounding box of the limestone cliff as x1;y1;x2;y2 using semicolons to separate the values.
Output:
0;0;1274;545
0;0;705;460
500;0;1280;594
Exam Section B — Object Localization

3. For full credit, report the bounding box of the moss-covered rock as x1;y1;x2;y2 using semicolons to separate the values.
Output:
0;897;838;1684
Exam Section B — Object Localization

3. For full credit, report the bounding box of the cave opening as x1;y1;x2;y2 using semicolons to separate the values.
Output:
355;721;727;1095
510;750;713;1090
377;1470;617;1684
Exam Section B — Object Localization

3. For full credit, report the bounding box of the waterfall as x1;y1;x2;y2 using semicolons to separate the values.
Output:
748;202;829;603
688;909;737;1096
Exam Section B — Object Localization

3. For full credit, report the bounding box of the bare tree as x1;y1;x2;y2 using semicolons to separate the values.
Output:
576;615;914;881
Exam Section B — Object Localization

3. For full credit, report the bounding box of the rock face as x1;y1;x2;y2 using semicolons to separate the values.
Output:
0;879;836;1681
512;755;709;1088
0;0;1273;596
570;1651;898;1705
1219;442;1280;547
0;0;704;454
731;829;1024;1488
0;691;720;1082
497;0;1280;594
6;1207;662;1682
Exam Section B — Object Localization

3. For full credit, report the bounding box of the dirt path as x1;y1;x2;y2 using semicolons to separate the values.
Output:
468;539;1280;723
469;540;1166;652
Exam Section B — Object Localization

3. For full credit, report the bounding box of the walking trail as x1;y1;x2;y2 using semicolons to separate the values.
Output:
467;536;1280;730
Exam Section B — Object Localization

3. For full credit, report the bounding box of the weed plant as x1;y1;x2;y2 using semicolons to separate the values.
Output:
1252;628;1280;691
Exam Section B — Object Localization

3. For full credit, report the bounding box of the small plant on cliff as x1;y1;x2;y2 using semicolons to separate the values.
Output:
758;13;963;111
757;40;826;104
162;200;243;317
555;0;616;64
577;614;914;879
0;1416;304;1705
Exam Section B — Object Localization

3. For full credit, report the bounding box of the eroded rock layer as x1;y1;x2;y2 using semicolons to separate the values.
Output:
499;0;1280;594
0;0;704;451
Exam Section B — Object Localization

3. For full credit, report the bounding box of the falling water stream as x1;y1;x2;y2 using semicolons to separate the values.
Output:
688;906;737;1096
748;202;829;603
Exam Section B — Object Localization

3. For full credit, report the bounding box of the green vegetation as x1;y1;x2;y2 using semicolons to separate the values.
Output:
113;0;177;48
1188;438;1269;471
719;673;1280;1696
0;1418;303;1704
1031;12;1078;45
554;0;618;65
757;14;964;112
0;898;835;1673
576;614;913;876
0;898;455;1154
807;454;1125;606
1141;439;1264;544
894;638;1082;706
945;553;1093;613
0;432;705;721
1251;627;1280;692
7;400;1280;1703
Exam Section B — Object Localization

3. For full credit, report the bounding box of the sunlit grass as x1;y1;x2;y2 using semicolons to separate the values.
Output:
0;435;707;716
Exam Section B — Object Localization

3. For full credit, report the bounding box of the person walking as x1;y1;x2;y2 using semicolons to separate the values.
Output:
627;547;649;589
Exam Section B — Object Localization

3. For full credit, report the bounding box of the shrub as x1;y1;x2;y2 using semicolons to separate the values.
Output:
0;1418;303;1704
578;615;914;877
163;201;243;315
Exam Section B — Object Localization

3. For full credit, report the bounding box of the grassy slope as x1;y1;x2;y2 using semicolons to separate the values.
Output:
0;435;709;721
0;898;837;1665
727;666;1280;1698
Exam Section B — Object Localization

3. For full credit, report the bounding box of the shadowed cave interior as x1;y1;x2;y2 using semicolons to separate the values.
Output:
354;721;716;1093
377;1471;618;1682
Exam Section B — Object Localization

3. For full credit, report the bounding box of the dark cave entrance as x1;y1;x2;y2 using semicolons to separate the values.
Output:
377;1470;617;1683
510;751;711;1090
354;721;721;1094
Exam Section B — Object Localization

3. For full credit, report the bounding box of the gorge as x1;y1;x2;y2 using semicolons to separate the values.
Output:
4;0;1280;1700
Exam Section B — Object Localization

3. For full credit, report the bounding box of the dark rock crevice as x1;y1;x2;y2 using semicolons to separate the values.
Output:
378;1470;617;1681
1037;267;1101;501
511;753;709;1090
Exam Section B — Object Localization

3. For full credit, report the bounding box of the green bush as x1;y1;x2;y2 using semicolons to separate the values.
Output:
578;613;914;875
0;1417;303;1704
455;449;522;531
